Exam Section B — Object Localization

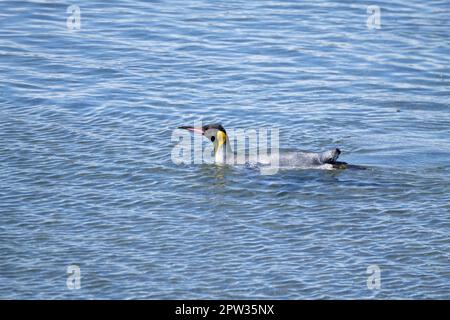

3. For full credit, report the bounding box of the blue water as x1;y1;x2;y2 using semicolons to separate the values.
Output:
0;0;449;299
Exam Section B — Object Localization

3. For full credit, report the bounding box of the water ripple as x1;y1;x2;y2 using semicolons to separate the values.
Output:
0;0;449;299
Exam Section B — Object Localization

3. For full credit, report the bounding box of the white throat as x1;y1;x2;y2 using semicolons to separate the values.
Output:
214;133;233;163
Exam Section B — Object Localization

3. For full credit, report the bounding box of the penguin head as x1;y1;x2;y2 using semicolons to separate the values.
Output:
178;123;228;153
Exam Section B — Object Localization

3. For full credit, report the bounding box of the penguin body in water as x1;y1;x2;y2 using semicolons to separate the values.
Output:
179;123;347;170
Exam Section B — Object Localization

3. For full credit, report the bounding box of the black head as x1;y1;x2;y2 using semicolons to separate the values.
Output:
178;123;228;148
202;123;227;135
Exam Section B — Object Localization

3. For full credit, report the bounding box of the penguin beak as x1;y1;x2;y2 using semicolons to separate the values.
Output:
178;126;204;135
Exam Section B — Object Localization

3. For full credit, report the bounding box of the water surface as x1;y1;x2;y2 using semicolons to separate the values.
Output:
0;0;449;299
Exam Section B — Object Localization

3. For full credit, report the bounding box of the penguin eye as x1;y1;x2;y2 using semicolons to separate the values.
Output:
211;136;216;142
